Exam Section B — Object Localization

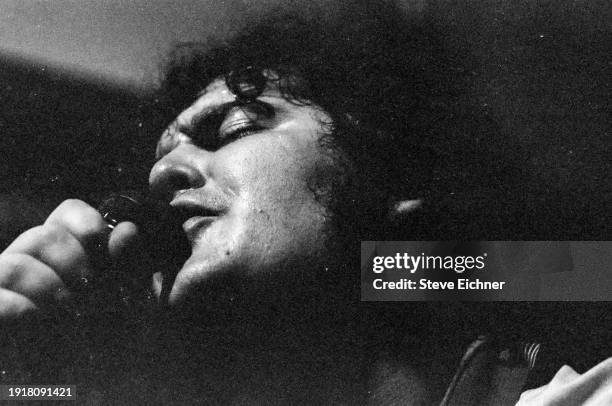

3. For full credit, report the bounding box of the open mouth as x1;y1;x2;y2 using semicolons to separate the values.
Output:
170;203;221;243
182;215;217;243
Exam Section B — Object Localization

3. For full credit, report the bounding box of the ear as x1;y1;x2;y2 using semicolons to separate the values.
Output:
388;199;423;221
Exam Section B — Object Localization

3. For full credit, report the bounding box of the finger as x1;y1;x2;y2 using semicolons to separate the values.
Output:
108;221;141;260
0;253;71;305
0;287;38;320
3;225;93;289
106;221;151;285
44;199;109;247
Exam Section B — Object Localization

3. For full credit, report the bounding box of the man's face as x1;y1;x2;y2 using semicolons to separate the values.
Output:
149;74;345;305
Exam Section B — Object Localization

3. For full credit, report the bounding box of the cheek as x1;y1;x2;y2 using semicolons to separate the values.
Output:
214;133;325;204
212;135;339;266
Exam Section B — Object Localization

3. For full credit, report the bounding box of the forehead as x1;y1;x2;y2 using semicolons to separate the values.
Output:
174;77;234;124
175;71;291;125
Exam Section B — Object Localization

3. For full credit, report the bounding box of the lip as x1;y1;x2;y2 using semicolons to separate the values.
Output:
182;215;217;243
170;192;229;215
169;194;226;244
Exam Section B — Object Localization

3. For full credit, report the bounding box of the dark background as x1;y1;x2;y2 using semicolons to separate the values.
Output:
0;56;152;243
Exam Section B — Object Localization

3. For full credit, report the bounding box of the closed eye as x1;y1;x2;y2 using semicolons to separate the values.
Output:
219;122;265;144
172;101;274;151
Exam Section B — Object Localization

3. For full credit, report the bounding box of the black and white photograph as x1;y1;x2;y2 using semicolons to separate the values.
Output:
0;0;610;404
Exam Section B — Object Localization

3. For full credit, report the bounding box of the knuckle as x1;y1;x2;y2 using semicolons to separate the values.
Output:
57;198;89;212
47;199;106;239
34;224;71;246
0;253;30;287
2;225;66;258
50;199;91;224
8;225;86;270
54;199;95;218
0;253;75;310
0;252;63;292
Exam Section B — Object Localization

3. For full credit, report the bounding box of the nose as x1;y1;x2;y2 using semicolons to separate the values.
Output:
149;144;208;201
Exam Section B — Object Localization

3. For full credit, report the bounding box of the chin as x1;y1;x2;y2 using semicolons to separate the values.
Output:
162;247;247;307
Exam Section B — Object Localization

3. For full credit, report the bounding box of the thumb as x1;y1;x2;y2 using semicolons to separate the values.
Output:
102;221;156;307
106;221;152;283
107;221;141;260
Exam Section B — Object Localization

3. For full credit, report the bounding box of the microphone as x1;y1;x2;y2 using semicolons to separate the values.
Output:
96;191;190;305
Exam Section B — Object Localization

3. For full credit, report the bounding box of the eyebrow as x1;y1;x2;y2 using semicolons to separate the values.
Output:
170;101;236;134
173;99;275;135
189;102;237;130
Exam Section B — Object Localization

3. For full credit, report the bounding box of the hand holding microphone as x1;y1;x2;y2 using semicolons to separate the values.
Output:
0;193;188;320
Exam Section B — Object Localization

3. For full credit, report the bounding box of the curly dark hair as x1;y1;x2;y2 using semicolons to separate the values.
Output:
146;0;526;240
